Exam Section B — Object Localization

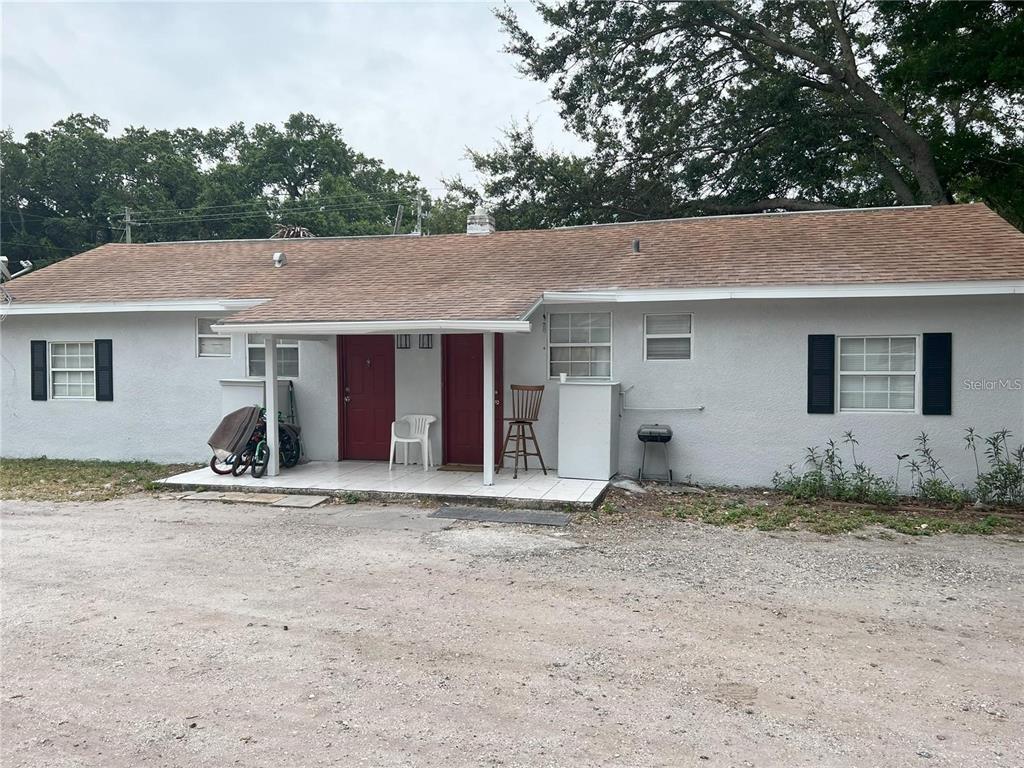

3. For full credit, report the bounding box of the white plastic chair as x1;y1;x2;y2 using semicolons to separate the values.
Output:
389;414;436;471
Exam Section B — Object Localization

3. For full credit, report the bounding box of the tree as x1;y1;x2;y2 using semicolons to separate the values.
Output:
441;122;685;231
494;1;1024;221
0;114;429;264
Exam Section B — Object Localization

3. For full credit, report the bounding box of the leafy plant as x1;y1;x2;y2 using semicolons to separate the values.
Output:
773;432;897;506
966;428;1024;505
908;432;971;507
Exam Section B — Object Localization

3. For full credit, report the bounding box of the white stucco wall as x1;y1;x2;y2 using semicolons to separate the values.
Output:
0;312;339;463
505;295;1024;488
394;340;443;462
3;295;1022;488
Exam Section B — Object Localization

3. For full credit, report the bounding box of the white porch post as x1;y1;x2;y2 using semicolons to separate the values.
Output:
482;332;495;486
264;335;280;477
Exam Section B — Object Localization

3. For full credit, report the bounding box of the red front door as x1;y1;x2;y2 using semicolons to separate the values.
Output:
441;334;503;466
338;335;395;460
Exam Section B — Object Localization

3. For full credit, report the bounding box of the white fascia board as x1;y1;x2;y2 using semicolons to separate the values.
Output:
211;319;533;335
1;297;268;316
518;296;545;320
542;280;1024;304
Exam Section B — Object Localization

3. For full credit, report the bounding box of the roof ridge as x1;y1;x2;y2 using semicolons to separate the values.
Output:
129;203;972;247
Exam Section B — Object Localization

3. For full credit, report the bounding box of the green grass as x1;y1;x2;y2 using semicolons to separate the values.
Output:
663;497;1022;536
0;457;201;501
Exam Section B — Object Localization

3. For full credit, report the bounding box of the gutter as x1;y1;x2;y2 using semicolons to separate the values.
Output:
542;280;1024;304
212;318;533;335
1;297;268;316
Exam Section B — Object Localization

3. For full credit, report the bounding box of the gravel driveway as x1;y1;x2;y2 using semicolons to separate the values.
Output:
2;497;1021;767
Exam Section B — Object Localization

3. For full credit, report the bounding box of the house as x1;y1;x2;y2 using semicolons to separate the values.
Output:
2;203;1022;492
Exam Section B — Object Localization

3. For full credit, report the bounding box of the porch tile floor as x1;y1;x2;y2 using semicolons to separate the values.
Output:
160;461;607;506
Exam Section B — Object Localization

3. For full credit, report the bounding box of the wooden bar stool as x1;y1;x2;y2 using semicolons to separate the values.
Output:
500;385;547;479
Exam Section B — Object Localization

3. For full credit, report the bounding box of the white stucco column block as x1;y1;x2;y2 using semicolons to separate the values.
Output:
264;335;280;477
482;331;495;485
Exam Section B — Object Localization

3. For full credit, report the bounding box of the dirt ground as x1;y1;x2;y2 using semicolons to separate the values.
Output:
1;497;1022;767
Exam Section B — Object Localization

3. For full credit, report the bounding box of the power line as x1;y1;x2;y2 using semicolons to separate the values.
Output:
4;188;451;227
1;210;113;222
132;197;418;225
106;186;447;218
0;241;83;254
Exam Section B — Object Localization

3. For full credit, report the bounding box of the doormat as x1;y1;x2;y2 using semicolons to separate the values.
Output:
435;463;483;472
428;506;571;527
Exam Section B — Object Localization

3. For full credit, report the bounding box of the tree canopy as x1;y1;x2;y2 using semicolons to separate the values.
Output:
487;0;1024;225
1;113;430;266
3;2;1022;269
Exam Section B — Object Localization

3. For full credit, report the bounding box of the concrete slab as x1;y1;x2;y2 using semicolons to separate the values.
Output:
182;491;288;505
160;461;608;510
271;495;329;508
428;506;572;527
218;492;287;504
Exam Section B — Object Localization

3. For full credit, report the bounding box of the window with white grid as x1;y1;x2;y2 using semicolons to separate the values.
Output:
839;336;917;411
50;342;95;399
247;335;299;378
548;312;612;378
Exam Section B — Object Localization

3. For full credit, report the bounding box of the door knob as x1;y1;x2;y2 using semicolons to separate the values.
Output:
344;395;351;403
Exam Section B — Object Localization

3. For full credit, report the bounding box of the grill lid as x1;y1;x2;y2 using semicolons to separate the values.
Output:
637;424;672;442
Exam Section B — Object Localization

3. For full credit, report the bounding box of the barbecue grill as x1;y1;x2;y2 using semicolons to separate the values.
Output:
637;424;673;482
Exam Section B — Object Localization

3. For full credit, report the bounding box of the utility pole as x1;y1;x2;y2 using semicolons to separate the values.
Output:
124;207;132;244
414;196;423;235
392;204;403;235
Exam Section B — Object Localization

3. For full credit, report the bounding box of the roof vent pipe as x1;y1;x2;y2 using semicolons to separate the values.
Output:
632;238;641;254
272;251;286;268
466;206;496;235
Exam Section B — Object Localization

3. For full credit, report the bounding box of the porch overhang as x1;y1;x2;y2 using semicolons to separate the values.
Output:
211;319;532;335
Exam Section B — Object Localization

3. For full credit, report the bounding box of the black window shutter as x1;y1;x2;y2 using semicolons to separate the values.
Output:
921;333;952;415
31;340;47;401
807;334;836;414
95;339;113;401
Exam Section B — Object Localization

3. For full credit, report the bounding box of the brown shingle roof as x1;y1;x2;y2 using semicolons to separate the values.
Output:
8;203;1024;323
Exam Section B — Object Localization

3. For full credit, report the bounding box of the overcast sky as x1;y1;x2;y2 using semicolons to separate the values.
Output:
1;1;587;189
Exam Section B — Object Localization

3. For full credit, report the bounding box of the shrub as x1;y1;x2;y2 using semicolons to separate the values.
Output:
776;429;1023;509
773;432;898;505
906;432;972;507
966;428;1024;505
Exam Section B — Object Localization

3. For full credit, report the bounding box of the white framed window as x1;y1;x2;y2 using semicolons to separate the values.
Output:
644;313;693;360
247;335;299;378
838;336;918;412
50;342;95;399
548;312;612;378
197;318;231;357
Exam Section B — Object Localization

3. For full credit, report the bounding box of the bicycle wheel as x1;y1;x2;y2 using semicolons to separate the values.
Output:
280;428;301;468
231;449;252;477
210;455;236;475
251;441;270;478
